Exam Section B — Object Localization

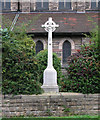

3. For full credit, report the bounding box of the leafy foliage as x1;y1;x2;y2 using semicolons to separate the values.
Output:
2;28;43;95
68;47;99;93
36;49;62;84
59;26;100;94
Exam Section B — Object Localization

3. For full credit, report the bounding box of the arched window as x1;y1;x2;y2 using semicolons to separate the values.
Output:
36;41;43;54
63;40;71;64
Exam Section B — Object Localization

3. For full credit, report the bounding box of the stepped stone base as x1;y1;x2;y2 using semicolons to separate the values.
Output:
41;85;59;93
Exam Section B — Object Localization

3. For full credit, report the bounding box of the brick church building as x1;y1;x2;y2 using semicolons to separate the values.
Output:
1;0;100;66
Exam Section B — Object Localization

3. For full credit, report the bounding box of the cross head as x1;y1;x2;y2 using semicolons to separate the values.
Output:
42;17;59;32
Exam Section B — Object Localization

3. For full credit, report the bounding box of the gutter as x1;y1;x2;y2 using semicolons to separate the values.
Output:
27;32;90;36
10;13;19;31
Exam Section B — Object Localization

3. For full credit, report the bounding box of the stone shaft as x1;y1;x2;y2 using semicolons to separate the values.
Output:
48;27;53;68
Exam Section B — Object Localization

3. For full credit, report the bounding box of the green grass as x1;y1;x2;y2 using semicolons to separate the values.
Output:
1;115;100;120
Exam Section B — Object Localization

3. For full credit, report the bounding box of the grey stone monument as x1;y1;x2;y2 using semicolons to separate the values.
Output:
41;17;59;93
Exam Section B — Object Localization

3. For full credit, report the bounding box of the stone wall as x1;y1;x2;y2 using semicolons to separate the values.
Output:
21;1;30;12
11;2;18;11
2;93;99;117
49;1;59;11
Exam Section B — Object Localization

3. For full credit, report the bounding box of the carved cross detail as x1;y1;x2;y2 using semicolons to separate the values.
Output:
42;17;59;32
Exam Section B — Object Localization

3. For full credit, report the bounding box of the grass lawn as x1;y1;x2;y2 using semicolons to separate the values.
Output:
1;115;99;120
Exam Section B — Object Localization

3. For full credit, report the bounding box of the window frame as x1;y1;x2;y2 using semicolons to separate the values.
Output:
58;0;72;11
35;0;49;11
90;0;99;9
2;0;11;11
63;40;71;64
98;0;100;9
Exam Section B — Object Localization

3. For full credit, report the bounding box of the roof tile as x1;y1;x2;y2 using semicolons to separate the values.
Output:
2;13;99;33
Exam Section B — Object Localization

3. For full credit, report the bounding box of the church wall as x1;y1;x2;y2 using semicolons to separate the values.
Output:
10;0;96;12
21;1;30;12
11;2;18;11
82;37;90;45
33;36;90;65
71;36;82;50
49;1;59;11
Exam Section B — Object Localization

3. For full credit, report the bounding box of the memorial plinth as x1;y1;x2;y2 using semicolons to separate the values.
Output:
41;17;59;93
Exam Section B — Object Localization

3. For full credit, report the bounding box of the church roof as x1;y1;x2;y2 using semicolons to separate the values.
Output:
2;12;99;33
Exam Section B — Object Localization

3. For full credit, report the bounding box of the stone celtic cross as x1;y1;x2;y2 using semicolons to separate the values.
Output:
41;17;59;93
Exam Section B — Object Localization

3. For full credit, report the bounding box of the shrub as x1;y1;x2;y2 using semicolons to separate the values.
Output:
2;28;43;95
35;49;62;84
59;46;100;93
58;74;70;92
69;46;99;93
59;26;100;94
